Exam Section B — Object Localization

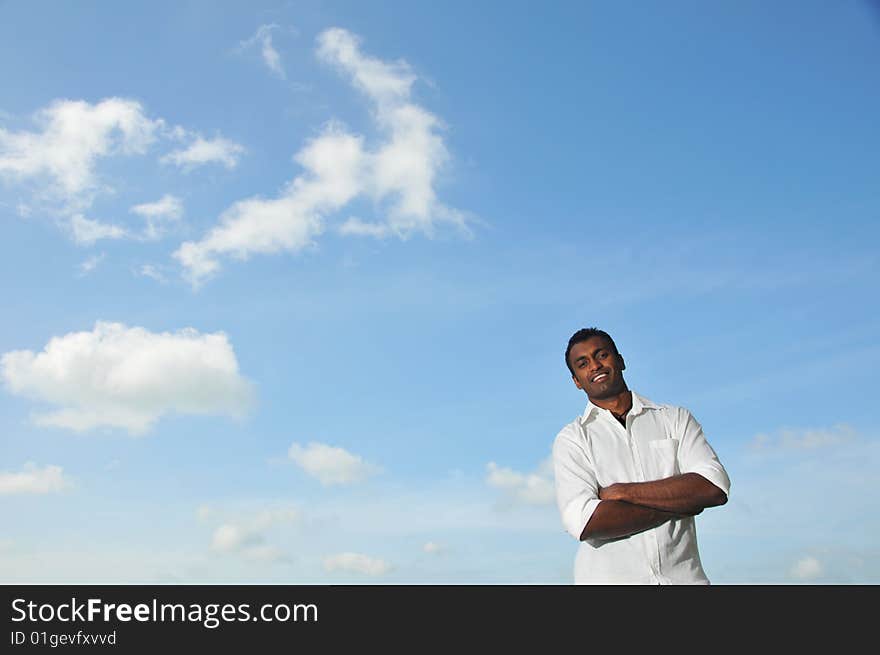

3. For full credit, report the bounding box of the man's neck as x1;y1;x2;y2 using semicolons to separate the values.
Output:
589;389;633;419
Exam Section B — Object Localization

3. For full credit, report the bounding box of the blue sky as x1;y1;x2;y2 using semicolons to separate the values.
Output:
1;0;878;583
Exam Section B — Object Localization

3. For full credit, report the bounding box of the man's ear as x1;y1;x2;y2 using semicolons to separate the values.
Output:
572;373;584;390
618;354;626;371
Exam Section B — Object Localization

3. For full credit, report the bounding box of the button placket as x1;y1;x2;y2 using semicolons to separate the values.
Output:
627;412;664;575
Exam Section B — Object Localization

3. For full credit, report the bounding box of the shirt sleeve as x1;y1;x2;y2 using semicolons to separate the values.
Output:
674;407;731;498
552;426;602;540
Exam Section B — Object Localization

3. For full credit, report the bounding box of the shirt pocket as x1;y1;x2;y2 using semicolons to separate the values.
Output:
646;438;680;479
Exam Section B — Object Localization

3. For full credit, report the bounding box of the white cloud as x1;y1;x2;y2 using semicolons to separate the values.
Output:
0;98;161;205
137;264;168;283
422;541;448;555
288;441;380;486
174;125;362;285
323;552;391;576
175;27;467;286
316;28;415;104
790;556;823;581
77;253;105;276
208;506;298;562
239;24;286;78
338;217;391;238
161;136;245;171
317;28;467;238
70;200;182;250
130;194;184;240
69;214;128;245
0;321;254;434
749;424;856;452
212;523;263;552
0;97;241;228
0;463;69;495
486;457;556;507
130;194;183;219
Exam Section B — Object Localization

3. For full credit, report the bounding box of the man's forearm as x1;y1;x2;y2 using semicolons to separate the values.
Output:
600;473;727;515
579;500;684;541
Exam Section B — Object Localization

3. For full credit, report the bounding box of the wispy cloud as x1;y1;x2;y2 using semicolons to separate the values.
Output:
160;136;245;171
0;97;242;226
338;217;393;238
175;27;468;286
422;541;449;555
68;214;128;245
323;552;391;577
0;463;69;495
211;523;263;552
209;507;298;562
748;424;857;452
130;194;184;240
136;263;169;283
486;457;555;507
288;441;381;486
0;321;254;434
77;252;106;276
174;124;359;285
238;24;287;78
130;194;183;220
789;555;823;581
317;28;467;238
0;98;161;208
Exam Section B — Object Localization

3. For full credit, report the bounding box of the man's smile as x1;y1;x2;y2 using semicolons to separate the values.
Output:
590;372;609;383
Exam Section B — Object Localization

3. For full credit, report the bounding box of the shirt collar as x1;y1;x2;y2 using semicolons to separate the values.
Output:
579;390;660;425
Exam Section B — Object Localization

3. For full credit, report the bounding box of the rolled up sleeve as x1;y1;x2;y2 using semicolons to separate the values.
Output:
675;408;731;498
552;427;602;540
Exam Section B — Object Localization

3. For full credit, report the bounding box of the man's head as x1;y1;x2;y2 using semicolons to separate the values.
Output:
565;328;628;401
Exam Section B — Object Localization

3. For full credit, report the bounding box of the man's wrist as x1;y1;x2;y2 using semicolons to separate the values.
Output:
616;482;635;503
600;482;633;503
618;482;637;503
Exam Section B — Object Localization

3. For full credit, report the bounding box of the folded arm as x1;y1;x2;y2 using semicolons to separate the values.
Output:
579;500;688;541
599;473;727;516
557;408;730;544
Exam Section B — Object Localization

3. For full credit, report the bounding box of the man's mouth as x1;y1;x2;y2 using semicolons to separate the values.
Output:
590;372;609;383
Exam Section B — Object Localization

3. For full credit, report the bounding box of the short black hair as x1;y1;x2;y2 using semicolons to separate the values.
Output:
564;328;619;375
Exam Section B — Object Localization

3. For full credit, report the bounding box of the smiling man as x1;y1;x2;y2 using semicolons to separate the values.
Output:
552;327;731;584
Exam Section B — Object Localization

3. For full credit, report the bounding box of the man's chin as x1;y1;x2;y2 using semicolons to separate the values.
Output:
588;385;625;401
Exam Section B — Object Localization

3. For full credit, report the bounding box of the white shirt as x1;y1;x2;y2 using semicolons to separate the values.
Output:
552;391;730;584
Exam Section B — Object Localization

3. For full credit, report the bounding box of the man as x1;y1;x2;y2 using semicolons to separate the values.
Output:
552;327;730;584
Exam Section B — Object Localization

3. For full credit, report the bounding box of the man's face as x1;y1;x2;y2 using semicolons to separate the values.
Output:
568;336;627;400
